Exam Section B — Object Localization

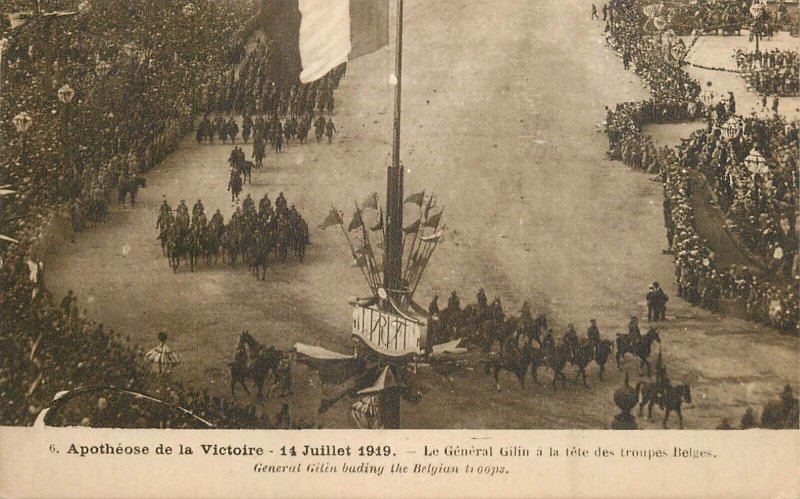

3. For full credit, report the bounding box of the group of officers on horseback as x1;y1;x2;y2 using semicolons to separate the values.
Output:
155;192;309;276
427;287;689;426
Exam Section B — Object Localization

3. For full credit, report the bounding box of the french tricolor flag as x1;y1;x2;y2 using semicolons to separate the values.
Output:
296;0;390;83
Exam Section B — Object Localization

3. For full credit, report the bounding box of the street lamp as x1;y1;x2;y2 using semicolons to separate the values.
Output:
721;116;743;141
95;60;111;78
182;3;196;17
13;112;33;134
57;83;75;104
745;148;768;175
750;1;766;52
745;147;769;213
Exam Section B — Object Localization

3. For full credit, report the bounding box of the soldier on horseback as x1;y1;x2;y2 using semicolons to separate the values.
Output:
176;200;190;229
209;207;223;225
587;319;600;344
157;198;172;228
259;193;272;218
628;316;641;344
477;288;488;320
228;168;243;203
242;193;256;215
192;199;205;218
564;323;579;356
275;192;288;217
227;116;239;143
541;329;555;351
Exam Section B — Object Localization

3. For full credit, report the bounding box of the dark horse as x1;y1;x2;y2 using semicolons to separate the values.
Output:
483;337;530;391
117;176;146;207
228;331;281;399
167;225;188;272
615;327;661;376
593;338;614;381
636;381;692;429
542;340;569;389
567;339;595;389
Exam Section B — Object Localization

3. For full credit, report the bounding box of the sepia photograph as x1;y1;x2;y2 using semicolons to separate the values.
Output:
0;0;798;439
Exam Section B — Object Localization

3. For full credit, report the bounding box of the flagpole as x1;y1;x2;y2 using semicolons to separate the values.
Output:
384;0;404;303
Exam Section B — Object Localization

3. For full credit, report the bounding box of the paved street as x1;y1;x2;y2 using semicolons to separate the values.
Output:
46;0;798;428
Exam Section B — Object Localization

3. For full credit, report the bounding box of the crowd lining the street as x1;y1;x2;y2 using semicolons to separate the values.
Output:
0;0;285;427
603;0;798;333
733;48;799;97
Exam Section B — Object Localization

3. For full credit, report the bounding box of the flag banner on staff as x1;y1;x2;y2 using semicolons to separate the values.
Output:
293;343;364;385
297;0;390;83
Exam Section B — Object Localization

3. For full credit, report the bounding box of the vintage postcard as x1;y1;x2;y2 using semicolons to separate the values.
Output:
0;0;798;497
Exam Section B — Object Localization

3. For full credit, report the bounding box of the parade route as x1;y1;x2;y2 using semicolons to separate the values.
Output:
46;0;798;428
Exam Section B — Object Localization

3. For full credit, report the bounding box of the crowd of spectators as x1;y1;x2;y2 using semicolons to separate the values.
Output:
604;0;798;334
733;48;799;97
0;0;292;426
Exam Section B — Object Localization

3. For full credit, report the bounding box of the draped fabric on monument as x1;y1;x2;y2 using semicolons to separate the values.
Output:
262;0;389;85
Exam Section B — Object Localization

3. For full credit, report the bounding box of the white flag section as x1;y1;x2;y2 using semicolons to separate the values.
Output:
298;0;389;83
298;0;351;83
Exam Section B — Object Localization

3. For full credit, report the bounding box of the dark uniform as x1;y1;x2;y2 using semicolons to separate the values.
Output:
259;194;272;218
242;193;256;214
542;329;555;351
176;200;190;228
628;316;641;343
325;119;336;143
477;288;488;319
564;324;579;354
587;319;600;344
275;192;288;217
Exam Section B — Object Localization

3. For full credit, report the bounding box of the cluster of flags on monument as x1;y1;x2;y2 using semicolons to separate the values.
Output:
320;190;444;309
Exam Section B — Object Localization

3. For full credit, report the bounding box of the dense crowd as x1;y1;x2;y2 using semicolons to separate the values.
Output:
0;1;300;427
604;0;798;334
677;118;798;273
733;48;799;97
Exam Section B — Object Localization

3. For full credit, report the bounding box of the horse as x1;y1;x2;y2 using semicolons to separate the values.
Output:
615;327;661;376
117;176;146;207
593;338;615;381
157;212;174;256
188;224;204;272
167;226;188;272
542;340;569;389
228;331;282;399
203;221;223;266
567;338;595;389
222;224;240;267
636;381;692;429
249;232;270;281
483;337;529;391
520;313;547;346
231;159;253;185
228;171;243;203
